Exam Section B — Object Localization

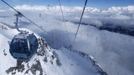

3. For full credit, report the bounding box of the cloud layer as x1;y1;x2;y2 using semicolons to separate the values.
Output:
14;5;134;13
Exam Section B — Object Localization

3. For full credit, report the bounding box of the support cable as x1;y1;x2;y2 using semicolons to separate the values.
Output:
1;0;46;33
74;0;88;41
58;0;65;22
70;0;88;49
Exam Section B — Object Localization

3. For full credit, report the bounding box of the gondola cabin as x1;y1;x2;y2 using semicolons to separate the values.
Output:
9;32;38;60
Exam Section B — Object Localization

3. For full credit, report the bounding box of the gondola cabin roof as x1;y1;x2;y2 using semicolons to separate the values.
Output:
14;32;30;39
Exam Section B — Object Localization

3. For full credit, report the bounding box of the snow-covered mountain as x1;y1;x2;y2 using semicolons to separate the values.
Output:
0;23;106;75
1;5;134;75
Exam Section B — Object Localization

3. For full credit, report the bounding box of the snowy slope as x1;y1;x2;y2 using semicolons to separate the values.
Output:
0;23;105;75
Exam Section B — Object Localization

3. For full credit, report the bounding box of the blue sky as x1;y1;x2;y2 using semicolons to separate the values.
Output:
0;0;134;8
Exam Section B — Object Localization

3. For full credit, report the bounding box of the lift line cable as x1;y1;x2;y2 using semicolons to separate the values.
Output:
1;0;46;33
70;0;88;49
74;0;88;40
58;0;65;22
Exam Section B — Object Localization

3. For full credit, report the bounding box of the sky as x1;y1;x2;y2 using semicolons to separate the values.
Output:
0;0;134;9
